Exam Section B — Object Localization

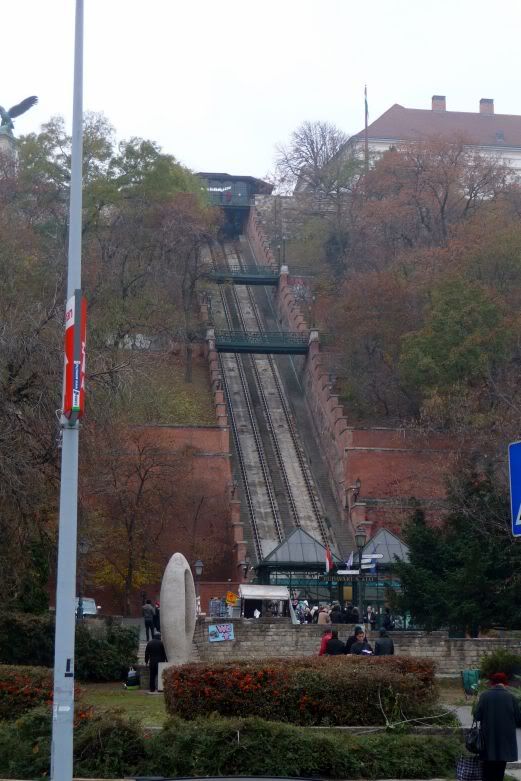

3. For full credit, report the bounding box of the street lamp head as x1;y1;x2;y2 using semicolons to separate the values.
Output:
355;477;362;492
241;556;251;577
354;528;367;549
194;559;204;578
78;538;90;556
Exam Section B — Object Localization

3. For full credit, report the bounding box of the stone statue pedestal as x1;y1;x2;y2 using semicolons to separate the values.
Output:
157;661;171;691
0;133;16;161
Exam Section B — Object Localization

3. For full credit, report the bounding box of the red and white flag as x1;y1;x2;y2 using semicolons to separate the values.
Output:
325;545;333;574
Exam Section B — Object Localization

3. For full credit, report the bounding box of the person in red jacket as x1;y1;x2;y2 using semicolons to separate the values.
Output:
318;628;333;655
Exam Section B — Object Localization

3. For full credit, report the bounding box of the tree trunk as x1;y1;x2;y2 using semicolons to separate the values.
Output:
185;342;193;383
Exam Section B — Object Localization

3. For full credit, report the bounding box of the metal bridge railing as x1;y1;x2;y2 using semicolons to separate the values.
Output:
206;265;279;277
215;329;309;346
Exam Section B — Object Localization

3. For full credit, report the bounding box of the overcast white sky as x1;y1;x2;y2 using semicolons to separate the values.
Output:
4;0;521;179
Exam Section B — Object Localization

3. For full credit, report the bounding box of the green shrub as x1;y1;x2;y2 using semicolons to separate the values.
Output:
74;624;138;682
0;707;52;779
0;612;54;666
0;708;463;780
74;710;146;777
0;614;138;682
0;707;145;779
480;649;521;680
0;666;52;720
163;656;438;726
144;715;463;779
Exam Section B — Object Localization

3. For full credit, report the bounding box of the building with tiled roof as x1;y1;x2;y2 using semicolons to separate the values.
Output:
349;95;521;170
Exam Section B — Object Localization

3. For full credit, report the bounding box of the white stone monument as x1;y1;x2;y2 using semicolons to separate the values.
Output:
159;552;197;666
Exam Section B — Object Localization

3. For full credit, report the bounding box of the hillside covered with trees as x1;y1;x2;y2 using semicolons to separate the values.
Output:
276;123;521;460
0;114;224;612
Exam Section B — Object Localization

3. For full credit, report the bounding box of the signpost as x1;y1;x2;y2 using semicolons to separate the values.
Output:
51;3;84;781
508;441;521;537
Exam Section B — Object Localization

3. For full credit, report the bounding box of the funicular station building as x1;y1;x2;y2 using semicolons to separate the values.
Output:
255;527;409;616
198;172;273;236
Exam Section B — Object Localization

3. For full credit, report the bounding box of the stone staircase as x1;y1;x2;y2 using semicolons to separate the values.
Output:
137;641;147;664
138;640;201;671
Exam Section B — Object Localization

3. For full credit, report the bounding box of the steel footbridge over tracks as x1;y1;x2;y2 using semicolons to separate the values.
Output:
214;329;309;355
204;239;340;565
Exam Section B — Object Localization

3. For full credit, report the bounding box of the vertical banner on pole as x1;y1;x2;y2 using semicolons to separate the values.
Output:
62;290;87;422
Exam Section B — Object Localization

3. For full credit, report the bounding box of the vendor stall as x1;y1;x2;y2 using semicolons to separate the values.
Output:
238;583;291;619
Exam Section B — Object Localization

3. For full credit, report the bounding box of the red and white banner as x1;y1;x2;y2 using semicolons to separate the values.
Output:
62;291;87;420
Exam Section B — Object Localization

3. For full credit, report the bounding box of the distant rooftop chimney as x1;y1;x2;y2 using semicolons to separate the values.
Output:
432;95;446;111
480;98;494;115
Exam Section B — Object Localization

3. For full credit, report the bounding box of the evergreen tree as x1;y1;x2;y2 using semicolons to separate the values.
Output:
395;465;521;632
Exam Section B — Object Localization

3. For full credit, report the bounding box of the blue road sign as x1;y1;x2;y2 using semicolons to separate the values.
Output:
508;441;521;537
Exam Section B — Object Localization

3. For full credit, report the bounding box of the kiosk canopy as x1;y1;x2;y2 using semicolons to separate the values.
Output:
239;584;290;601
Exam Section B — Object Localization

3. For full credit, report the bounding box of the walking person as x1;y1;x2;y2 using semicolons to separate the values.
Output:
144;631;167;693
382;607;395;631
143;599;156;641
317;607;331;625
329;603;344;624
475;672;521;781
153;601;161;633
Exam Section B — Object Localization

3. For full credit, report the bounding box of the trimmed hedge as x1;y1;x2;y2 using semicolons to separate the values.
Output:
164;656;438;726
0;666;53;720
0;707;463;779
0;613;138;682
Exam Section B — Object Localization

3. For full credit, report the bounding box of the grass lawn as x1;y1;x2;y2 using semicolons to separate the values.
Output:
437;676;473;707
125;355;216;426
79;682;167;728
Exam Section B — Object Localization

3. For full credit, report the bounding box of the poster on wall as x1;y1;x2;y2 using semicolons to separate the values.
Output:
208;623;235;642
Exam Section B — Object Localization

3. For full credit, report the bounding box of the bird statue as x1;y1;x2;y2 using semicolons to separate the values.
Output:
0;96;38;135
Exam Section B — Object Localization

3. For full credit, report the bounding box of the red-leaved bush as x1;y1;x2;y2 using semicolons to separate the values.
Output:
163;656;437;726
0;665;53;720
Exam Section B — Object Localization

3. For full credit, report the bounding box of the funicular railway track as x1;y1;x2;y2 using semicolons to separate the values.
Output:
220;241;330;548
205;244;283;563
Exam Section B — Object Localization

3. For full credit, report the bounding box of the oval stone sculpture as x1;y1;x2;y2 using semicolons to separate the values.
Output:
160;552;196;665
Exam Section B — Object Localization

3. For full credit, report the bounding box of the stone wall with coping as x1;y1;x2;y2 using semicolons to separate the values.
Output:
245;204;457;536
202;321;247;581
193;619;521;675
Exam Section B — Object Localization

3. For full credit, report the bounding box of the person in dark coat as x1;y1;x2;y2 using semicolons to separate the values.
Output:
382;607;395;631
375;629;394;656
153;601;160;632
345;625;364;654
325;630;346;655
475;672;521;781
144;632;167;693
350;629;373;655
329;604;344;624
142;599;156;642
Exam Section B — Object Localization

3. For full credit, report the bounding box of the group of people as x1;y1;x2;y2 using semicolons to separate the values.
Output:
319;625;394;656
304;602;395;631
142;598;161;640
